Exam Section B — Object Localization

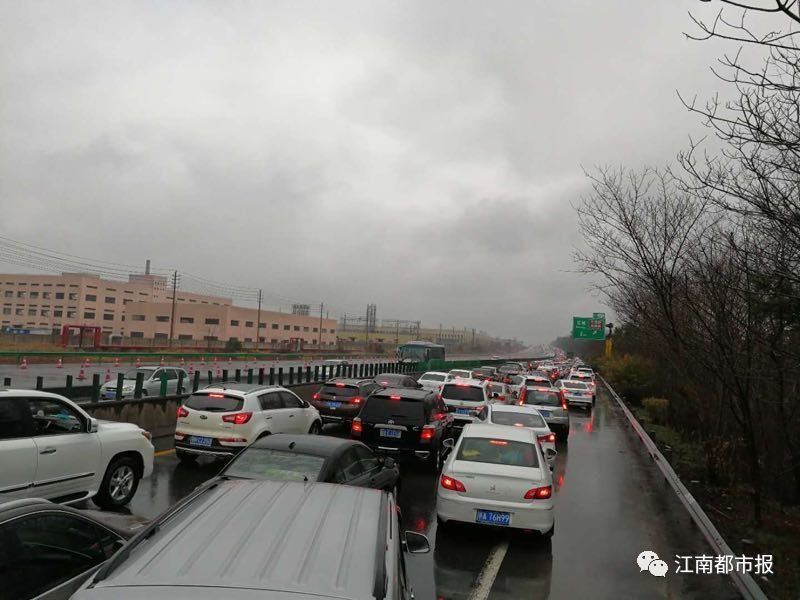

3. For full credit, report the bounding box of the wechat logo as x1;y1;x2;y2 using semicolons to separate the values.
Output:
637;550;668;577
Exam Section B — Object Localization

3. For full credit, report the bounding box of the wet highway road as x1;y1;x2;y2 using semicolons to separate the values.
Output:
108;388;738;599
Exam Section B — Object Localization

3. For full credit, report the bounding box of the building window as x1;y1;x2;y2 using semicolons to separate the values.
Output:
28;309;36;316
303;327;309;332
312;339;318;344
1;308;10;315
55;292;64;300
83;311;95;319
155;316;169;322
259;337;266;343
178;334;193;340
245;321;253;328
271;324;279;329
230;320;240;326
42;292;50;299
259;322;266;328
41;309;50;317
105;296;115;304
3;291;11;298
154;332;168;339
123;299;132;305
67;310;76;318
330;329;335;335
130;331;144;338
68;293;78;301
17;291;25;298
179;316;194;323
204;318;219;325
313;327;318;332
30;292;39;299
103;314;114;321
244;338;252;342
271;338;278;344
85;294;97;302
203;335;218;341
131;315;145;321
282;325;289;330
54;310;63;317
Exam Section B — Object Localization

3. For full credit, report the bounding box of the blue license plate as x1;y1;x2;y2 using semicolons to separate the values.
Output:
539;410;551;417
327;401;342;409
456;408;471;415
102;392;115;399
380;428;402;439
191;436;212;447
476;510;511;526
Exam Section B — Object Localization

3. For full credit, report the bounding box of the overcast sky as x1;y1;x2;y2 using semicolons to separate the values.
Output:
1;1;738;344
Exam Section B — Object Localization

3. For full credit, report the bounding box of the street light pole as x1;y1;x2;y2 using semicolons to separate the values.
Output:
168;270;178;348
318;302;324;347
255;289;262;352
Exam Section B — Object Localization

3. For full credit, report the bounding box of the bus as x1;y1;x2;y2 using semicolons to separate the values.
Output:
397;341;446;364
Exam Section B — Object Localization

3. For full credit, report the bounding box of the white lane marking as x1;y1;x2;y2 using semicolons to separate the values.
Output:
468;539;510;600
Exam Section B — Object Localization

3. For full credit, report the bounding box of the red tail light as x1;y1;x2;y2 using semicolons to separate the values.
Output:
436;393;442;401
222;412;252;425
177;406;189;418
350;396;362;405
351;417;362;437
440;475;466;492
524;485;552;500
560;390;568;410
336;382;345;387
312;393;321;400
497;395;505;402
420;425;435;442
538;433;556;444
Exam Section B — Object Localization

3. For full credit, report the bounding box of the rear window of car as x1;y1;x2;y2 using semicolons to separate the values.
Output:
223;448;325;482
523;389;561;407
472;368;493;376
320;384;358;397
449;370;471;377
184;393;244;412
563;381;588;390
420;373;446;382
360;396;426;423
488;383;506;393
526;378;552;387
457;437;538;468
376;374;403;385
441;384;485;403
490;411;546;428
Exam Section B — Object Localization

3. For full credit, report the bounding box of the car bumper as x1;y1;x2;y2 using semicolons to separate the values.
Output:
311;403;361;422
141;444;154;478
437;492;554;533
565;396;592;407
366;444;432;461
174;442;241;458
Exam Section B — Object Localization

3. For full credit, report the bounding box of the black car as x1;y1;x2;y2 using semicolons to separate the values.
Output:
374;373;421;389
351;388;453;469
216;434;400;493
471;366;498;381
310;378;382;424
0;498;138;600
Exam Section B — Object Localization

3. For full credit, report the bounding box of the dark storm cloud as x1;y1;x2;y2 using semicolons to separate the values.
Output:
0;1;729;343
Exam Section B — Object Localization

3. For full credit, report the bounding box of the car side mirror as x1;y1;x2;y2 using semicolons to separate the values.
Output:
545;448;557;459
403;531;431;554
491;392;499;398
383;457;397;470
87;418;99;433
442;438;455;449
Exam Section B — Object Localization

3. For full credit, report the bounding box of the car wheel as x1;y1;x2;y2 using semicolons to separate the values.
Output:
94;456;140;508
308;421;322;435
176;450;197;464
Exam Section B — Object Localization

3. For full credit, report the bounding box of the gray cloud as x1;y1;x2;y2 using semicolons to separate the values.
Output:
0;1;730;343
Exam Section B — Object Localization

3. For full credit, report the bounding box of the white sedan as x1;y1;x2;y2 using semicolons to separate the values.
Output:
475;404;557;466
417;371;449;392
437;424;555;535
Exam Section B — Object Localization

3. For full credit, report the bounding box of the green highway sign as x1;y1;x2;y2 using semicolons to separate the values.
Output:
573;315;606;340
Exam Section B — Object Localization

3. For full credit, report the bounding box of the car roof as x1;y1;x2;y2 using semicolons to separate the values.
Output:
374;372;407;378
247;434;361;456
85;481;386;599
199;383;282;395
461;423;535;442
420;371;448;377
324;378;373;386
448;368;472;373
442;378;486;388
370;387;431;400
489;404;543;416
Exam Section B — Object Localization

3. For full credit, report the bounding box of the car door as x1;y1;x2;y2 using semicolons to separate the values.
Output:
257;392;286;434
144;369;163;395
24;397;102;501
333;447;368;487
0;510;124;600
279;391;311;433
353;444;392;490
0;398;37;499
165;369;179;395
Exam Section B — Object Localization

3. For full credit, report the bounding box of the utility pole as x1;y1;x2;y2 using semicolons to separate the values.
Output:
395;320;400;345
168;270;178;348
318;302;324;347
255;289;262;352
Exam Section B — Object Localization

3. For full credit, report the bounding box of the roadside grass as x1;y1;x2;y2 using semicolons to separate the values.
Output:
627;402;800;599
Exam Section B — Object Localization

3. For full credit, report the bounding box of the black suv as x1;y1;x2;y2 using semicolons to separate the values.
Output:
374;373;421;389
310;378;382;424
351;388;453;469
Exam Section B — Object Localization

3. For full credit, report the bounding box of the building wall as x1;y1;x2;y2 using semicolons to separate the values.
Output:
0;273;333;346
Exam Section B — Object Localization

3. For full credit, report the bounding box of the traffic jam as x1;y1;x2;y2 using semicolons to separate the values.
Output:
0;357;599;600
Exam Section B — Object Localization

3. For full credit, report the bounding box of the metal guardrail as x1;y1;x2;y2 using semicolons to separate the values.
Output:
600;375;768;600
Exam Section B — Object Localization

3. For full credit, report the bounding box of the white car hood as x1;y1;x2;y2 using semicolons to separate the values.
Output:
97;420;142;433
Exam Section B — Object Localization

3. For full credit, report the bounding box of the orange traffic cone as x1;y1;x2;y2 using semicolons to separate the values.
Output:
114;357;120;368
188;364;194;375
201;356;206;366
180;357;185;367
160;356;165;366
56;357;63;369
228;357;232;364
20;357;28;370
104;369;111;382
136;357;141;368
77;368;86;381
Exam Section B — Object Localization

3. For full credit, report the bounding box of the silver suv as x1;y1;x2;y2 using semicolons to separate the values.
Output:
100;366;189;400
72;480;430;600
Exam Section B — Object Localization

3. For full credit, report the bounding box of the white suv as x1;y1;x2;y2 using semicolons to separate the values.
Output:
439;379;492;428
0;390;154;508
174;383;323;462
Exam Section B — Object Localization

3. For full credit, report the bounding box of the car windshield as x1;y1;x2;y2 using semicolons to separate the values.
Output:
527;378;551;387
491;411;546;428
184;393;244;412
457;437;538;468
488;383;506;393
123;368;156;380
472;368;493;376
441;384;484;403
420;373;446;382
321;384;358;397
360;396;425;423
222;448;325;482
523;389;561;407
563;381;588;390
